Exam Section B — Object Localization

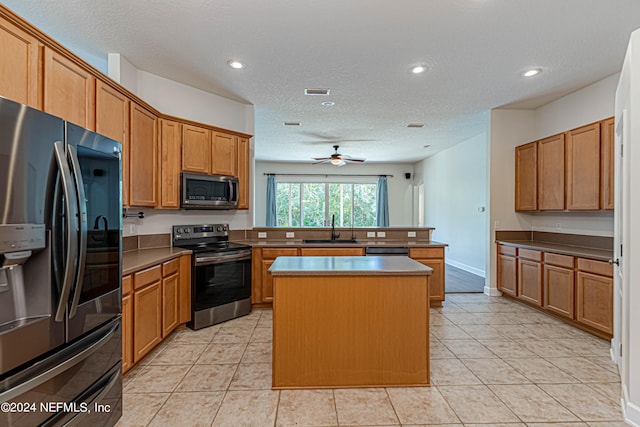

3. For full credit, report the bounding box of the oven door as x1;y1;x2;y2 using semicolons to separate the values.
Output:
193;251;252;311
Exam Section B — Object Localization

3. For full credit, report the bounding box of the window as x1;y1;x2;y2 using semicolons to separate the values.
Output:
275;182;377;227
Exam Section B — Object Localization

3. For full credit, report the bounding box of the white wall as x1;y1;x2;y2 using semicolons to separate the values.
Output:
254;161;416;227
415;132;488;276
108;55;256;235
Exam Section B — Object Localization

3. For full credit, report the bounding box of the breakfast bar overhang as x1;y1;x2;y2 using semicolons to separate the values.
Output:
269;255;433;389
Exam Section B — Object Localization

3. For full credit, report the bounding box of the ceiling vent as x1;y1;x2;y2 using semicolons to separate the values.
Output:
283;121;301;126
304;88;330;96
407;123;424;128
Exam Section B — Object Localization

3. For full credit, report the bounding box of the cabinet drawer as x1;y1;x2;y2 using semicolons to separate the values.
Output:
409;247;444;259
261;248;298;260
162;257;180;277
544;252;575;269
134;264;162;290
122;275;133;296
578;258;613;277
519;248;542;261
497;245;517;256
300;247;364;256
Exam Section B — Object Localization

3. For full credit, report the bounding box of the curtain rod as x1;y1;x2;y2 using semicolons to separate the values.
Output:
264;173;393;178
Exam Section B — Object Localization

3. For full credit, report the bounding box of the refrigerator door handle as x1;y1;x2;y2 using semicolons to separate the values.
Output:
0;321;118;403
67;145;87;318
52;141;79;322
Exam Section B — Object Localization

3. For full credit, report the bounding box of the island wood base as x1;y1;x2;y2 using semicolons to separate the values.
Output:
272;274;430;389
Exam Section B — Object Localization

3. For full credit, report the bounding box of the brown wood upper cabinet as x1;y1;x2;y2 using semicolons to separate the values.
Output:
566;123;601;210
0;17;39;108
515;142;537;211
43;47;95;129
182;124;211;174
158;119;182;209
601;118;615;210
129;102;157;207
515;118;613;212
212;131;237;176
95;80;130;205
538;133;565;210
236;136;250;210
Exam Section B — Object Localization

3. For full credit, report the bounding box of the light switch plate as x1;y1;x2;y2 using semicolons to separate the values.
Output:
407;231;416;238
286;232;295;238
367;231;376;238
377;231;386;237
258;232;267;238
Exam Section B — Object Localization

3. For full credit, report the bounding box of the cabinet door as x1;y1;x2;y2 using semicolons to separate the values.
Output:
258;248;298;303
497;254;517;297
412;258;444;306
129;102;157;207
543;264;575;319
600;117;615;210
518;259;542;306
566;123;600;210
178;255;192;324
182;124;211;174
0;18;39;107
133;281;162;363
212;132;237;176
43;47;95;129
576;271;613;335
237;136;250;209
261;259;276;303
299;247;365;256
537;133;565;210
122;293;133;373
96;80;130;205
158;119;182;208
515;142;537;211
162;273;179;337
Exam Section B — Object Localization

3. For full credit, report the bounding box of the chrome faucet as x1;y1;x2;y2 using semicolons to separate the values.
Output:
330;214;340;240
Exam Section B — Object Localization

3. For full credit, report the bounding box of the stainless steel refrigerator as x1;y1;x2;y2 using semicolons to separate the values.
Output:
0;96;122;426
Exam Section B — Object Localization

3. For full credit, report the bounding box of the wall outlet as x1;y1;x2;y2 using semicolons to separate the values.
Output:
494;220;500;229
556;223;561;230
407;231;417;238
286;232;295;238
258;232;267;238
129;224;136;235
377;231;386;238
367;231;376;238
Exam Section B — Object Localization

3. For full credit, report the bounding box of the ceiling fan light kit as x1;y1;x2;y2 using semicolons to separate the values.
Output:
312;145;366;166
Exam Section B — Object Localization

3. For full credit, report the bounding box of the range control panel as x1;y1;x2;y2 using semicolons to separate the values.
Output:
172;224;229;241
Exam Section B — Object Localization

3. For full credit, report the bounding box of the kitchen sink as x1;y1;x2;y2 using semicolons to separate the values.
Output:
302;239;359;244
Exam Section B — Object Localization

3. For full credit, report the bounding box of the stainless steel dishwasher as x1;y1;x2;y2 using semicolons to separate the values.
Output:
365;247;409;256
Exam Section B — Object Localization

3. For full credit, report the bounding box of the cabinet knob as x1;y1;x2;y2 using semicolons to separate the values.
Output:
608;258;620;266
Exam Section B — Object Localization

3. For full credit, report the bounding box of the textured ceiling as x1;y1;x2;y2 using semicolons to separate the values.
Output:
4;0;640;163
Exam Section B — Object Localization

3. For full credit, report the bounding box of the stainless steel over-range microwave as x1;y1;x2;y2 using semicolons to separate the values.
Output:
181;172;239;209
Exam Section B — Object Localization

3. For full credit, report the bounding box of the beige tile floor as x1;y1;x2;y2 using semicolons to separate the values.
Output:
117;293;627;426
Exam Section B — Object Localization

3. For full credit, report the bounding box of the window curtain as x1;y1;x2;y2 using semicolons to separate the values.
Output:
266;175;277;226
376;176;389;227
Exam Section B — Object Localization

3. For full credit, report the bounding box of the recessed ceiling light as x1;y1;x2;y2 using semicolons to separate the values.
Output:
227;60;245;69
283;121;301;126
423;145;431;148
523;67;542;77
411;65;427;74
305;88;330;95
321;101;335;107
407;123;424;128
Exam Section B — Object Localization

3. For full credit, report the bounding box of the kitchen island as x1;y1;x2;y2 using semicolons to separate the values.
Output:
269;256;432;389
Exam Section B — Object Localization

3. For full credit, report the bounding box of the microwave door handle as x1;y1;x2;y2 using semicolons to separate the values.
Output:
52;141;79;322
229;179;236;202
67;145;87;318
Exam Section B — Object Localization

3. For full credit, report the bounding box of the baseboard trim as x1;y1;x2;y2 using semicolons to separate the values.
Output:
446;259;486;277
622;383;640;426
484;285;502;297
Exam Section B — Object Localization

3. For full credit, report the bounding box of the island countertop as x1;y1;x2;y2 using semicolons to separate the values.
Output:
269;255;433;276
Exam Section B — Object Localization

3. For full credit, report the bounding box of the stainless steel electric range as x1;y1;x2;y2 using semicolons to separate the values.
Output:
172;224;252;330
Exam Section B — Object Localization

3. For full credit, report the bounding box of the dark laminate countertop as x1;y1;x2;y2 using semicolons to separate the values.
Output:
122;247;192;276
496;239;612;262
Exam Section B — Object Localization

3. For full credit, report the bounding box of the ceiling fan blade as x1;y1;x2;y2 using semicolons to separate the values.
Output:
344;157;366;163
312;156;332;161
312;159;331;164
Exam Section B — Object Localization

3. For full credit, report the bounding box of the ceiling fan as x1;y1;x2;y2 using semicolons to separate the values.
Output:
312;145;366;166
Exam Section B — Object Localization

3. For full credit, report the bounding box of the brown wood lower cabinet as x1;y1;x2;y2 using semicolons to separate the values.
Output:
409;247;445;307
517;249;543;306
576;258;613;335
497;245;517;297
543;253;575;319
123;254;191;373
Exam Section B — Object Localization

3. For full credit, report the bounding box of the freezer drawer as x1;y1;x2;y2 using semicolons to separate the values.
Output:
0;318;122;427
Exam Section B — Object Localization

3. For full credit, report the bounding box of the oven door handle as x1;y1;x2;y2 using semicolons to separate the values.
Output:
194;250;252;266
